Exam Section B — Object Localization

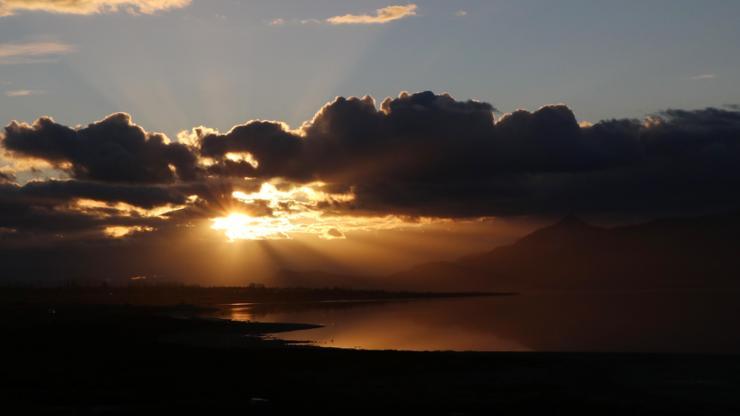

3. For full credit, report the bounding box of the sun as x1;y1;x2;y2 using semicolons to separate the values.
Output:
211;212;295;241
209;182;433;241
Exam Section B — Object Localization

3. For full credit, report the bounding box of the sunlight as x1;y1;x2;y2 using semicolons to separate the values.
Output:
231;182;354;210
211;213;295;241
76;198;186;218
211;181;355;241
104;225;154;238
210;181;448;241
224;152;260;168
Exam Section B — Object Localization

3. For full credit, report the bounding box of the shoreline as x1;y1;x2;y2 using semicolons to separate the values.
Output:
2;302;740;414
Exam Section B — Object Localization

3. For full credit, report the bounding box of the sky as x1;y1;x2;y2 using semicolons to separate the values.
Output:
0;1;740;285
1;0;739;137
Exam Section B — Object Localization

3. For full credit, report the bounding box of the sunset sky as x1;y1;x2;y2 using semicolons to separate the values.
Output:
1;1;740;284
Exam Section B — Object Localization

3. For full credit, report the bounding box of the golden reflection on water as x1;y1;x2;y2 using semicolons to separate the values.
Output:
214;293;740;353
219;297;530;351
226;305;254;322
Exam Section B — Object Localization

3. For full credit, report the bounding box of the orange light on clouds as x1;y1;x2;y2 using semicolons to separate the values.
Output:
224;152;260;168
75;198;186;219
211;213;294;241
210;181;449;241
326;4;417;25
0;0;191;17
104;225;154;238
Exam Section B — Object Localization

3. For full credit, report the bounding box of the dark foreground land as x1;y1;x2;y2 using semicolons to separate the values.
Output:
1;298;740;415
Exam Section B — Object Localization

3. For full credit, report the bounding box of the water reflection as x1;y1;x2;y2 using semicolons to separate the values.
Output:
225;305;255;322
213;292;740;353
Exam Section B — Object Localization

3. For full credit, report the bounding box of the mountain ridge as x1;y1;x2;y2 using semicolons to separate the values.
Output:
277;211;740;292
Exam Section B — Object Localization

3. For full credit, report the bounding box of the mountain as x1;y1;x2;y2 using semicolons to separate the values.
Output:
389;211;740;292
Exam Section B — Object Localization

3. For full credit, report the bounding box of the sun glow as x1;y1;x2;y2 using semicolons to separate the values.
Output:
230;182;354;209
104;225;154;238
224;152;260;168
75;198;186;218
210;181;444;241
211;213;295;241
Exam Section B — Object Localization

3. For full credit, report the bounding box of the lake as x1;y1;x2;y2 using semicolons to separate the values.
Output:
212;291;740;353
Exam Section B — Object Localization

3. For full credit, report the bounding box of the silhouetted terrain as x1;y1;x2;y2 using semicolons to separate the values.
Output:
1;303;739;415
3;213;740;413
389;211;740;291
0;285;503;307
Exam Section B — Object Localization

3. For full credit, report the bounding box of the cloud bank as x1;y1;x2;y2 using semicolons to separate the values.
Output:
4;113;199;183
193;92;740;218
0;0;191;16
2;91;740;246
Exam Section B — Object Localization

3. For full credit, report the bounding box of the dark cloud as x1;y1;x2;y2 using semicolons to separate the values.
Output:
0;194;157;237
200;120;305;179
2;113;200;183
0;176;239;242
193;92;740;218
197;92;499;183
1;92;740;283
16;180;193;209
0;171;15;183
1;92;740;245
0;180;191;237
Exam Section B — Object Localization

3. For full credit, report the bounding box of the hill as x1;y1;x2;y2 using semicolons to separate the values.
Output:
389;211;740;292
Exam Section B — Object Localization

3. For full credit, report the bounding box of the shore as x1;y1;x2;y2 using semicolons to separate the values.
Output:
1;303;739;415
0;285;514;307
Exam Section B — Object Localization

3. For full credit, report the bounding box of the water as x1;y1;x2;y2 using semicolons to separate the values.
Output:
213;292;740;353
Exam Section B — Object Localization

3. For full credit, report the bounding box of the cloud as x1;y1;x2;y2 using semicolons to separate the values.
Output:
15;180;195;208
5;89;45;97
0;41;75;64
3;93;740;283
2;113;200;183
0;171;15;183
320;228;346;240
0;182;166;234
327;4;417;25
0;0;191;16
3;91;740;249
690;73;717;80
198;120;305;180
266;17;323;27
190;91;740;219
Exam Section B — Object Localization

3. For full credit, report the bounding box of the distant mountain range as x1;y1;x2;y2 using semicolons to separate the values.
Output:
277;211;740;292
